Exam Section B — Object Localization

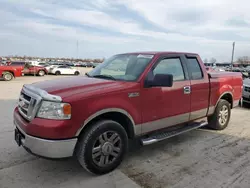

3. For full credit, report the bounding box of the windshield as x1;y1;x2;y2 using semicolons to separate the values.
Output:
88;54;154;81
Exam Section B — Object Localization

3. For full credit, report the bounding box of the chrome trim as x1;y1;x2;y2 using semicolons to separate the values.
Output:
75;108;139;136
243;84;250;92
242;99;250;104
23;84;62;102
141;121;207;145
215;91;233;108
183;86;191;94
18;86;42;121
141;113;189;134
18;84;62;121
190;108;207;120
128;92;140;98
15;122;77;158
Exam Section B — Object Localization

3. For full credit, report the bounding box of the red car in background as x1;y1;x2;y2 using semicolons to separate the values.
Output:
0;65;23;81
9;61;48;76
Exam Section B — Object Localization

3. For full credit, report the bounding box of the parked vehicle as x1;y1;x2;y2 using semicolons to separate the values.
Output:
14;52;242;175
22;63;48;76
0;66;23;81
92;62;100;68
44;65;58;73
242;79;250;105
37;63;49;67
8;61;26;67
81;62;93;67
50;65;80;75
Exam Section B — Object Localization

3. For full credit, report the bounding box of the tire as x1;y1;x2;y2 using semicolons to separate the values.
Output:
55;71;61;75
38;70;45;76
74;71;80;75
207;99;231;130
76;120;128;175
3;72;14;81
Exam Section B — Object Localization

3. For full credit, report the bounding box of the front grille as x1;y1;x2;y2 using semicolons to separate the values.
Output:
18;89;40;121
245;86;250;92
243;97;250;102
17;84;61;121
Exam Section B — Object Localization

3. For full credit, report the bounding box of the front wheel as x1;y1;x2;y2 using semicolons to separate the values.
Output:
75;120;128;175
74;71;80;75
3;72;14;81
38;70;45;76
207;99;231;130
55;71;60;75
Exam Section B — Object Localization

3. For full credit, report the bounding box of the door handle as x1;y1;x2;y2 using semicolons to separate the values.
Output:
184;86;191;94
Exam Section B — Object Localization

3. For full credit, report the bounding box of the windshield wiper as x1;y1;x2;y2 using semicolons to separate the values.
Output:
92;74;116;80
85;72;91;77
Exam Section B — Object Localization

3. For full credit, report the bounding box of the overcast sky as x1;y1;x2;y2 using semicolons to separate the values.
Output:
1;0;250;62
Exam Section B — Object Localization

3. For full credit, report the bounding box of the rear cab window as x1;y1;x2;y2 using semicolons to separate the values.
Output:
186;57;203;80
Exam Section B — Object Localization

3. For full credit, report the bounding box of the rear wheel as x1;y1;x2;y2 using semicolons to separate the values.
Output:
74;71;80;75
76;120;128;175
38;70;45;76
207;99;231;130
55;71;61;75
3;72;13;81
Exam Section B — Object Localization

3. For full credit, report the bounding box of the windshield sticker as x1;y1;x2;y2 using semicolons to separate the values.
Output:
137;54;154;59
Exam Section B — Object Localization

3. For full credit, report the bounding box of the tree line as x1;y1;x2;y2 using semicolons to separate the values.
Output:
203;56;250;65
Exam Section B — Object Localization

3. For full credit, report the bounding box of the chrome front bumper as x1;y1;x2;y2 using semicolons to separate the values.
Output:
15;124;77;159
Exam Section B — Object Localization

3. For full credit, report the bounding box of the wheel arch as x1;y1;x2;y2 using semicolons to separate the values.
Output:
2;71;15;78
75;108;139;139
216;92;233;109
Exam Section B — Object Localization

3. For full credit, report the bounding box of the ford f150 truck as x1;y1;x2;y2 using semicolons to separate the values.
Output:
0;65;23;81
13;52;242;175
22;63;48;76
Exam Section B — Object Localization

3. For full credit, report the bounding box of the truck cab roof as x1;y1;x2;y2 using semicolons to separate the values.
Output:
120;51;199;56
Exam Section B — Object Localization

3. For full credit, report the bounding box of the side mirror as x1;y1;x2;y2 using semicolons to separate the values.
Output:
145;74;173;87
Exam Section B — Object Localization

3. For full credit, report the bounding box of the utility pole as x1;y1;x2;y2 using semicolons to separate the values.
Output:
231;42;235;70
76;40;79;60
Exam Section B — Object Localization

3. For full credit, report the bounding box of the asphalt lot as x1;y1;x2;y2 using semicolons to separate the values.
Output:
1;70;250;188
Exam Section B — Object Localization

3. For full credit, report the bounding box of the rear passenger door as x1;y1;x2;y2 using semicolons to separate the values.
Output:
185;55;210;120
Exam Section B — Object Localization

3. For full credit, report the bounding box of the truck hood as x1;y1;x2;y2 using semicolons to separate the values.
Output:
30;76;129;99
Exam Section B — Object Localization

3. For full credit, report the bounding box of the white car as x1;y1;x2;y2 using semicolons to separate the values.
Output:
45;65;59;73
51;65;80;75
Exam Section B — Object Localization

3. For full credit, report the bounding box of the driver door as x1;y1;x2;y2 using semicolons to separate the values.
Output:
140;55;191;134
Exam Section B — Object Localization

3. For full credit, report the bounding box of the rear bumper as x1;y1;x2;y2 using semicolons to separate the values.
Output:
15;123;77;159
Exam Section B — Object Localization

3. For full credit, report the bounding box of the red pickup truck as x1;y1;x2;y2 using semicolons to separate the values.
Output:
13;52;242;174
9;62;48;76
0;65;23;81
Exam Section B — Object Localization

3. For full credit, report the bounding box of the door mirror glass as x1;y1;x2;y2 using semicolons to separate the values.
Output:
146;74;173;87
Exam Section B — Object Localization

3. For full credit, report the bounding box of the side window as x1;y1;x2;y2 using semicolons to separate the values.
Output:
153;58;185;81
186;58;203;79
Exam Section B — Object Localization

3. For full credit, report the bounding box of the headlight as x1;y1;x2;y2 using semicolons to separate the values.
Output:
37;101;71;120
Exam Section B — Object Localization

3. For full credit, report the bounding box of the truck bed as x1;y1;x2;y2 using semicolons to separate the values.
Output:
208;71;243;109
208;71;242;78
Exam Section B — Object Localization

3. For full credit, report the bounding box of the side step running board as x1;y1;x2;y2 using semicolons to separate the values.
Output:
141;121;207;146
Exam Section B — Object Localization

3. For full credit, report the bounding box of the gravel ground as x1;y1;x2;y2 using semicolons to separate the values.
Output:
0;71;250;188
